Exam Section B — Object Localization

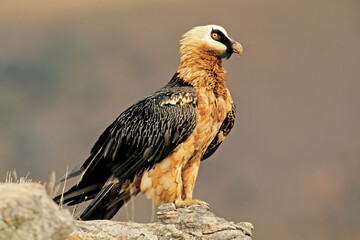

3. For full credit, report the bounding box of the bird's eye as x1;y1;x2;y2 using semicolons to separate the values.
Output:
211;32;219;40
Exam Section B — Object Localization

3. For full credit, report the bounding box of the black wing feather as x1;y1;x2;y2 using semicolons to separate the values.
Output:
201;103;236;161
55;82;198;207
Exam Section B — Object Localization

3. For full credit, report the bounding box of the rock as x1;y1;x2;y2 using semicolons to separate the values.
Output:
0;183;253;240
0;183;74;240
70;203;253;239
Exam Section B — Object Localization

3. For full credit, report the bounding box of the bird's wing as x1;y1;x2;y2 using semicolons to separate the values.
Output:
87;86;198;180
201;103;236;161
54;86;198;205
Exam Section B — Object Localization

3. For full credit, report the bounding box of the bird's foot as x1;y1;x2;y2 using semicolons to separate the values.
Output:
175;198;210;209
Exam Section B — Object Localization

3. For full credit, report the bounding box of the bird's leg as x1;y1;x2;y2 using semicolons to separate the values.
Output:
175;159;209;208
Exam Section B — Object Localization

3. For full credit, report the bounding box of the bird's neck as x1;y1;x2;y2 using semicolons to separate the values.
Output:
176;48;228;99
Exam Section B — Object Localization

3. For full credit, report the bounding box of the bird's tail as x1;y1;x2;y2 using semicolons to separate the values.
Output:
53;182;103;206
79;175;141;220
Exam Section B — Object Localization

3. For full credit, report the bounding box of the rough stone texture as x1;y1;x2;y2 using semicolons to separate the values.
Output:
0;183;74;240
70;204;253;240
0;183;253;240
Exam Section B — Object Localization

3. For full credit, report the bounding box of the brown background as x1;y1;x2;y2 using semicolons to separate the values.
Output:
1;0;359;239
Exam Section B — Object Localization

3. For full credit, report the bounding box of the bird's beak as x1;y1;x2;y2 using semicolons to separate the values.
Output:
231;40;243;56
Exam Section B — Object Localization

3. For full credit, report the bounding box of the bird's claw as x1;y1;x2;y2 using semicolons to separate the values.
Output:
175;199;210;209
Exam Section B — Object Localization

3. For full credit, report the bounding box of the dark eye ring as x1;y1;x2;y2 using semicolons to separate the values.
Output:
211;32;219;40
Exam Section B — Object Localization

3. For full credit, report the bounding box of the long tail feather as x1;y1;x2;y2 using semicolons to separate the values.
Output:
55;164;83;185
53;183;103;204
79;175;140;220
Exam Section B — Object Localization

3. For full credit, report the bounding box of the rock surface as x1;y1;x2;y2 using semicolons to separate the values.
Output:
71;204;253;240
0;183;74;240
0;183;253;240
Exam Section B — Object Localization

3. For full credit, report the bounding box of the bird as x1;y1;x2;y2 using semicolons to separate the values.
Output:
54;24;243;220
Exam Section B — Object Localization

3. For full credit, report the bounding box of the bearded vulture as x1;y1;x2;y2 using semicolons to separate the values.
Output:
54;24;243;220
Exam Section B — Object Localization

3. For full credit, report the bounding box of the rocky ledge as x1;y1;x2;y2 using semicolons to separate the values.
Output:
0;183;253;240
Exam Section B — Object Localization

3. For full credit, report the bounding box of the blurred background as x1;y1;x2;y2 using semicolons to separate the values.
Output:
1;0;359;239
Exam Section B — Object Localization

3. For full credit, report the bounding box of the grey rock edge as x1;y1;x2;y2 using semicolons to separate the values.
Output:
0;183;253;240
0;183;73;240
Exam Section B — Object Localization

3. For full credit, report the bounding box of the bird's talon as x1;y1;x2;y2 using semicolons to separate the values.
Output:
175;199;210;209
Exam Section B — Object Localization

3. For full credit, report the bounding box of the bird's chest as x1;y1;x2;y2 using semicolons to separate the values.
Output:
196;88;231;124
182;88;232;165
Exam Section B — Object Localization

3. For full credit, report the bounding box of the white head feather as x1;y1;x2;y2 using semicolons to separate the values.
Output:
181;24;231;53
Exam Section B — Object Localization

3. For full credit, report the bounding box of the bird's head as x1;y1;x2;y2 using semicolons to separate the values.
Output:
180;24;243;60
